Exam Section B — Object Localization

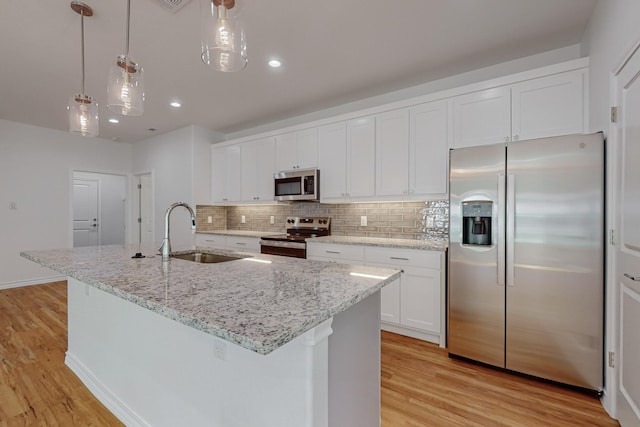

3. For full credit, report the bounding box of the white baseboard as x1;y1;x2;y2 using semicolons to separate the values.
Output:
65;352;150;427
381;323;442;347
0;276;66;291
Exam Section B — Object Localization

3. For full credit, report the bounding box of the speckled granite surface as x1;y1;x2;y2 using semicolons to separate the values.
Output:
20;244;398;355
308;236;448;251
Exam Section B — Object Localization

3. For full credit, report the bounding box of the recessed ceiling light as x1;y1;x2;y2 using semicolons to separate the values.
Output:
170;101;182;108
268;59;282;68
108;118;119;124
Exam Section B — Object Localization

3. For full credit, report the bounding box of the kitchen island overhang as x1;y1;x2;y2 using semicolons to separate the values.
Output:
21;244;399;427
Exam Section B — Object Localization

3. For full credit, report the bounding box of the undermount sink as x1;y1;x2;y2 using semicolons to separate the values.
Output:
170;252;243;264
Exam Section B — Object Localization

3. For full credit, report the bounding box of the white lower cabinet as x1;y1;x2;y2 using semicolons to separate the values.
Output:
195;233;227;249
307;241;445;346
196;234;260;253
226;236;261;252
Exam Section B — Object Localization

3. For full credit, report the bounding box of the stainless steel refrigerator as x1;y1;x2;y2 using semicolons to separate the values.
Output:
448;132;604;392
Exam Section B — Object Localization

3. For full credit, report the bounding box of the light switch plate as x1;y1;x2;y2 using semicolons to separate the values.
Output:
241;215;246;224
360;216;367;226
207;216;212;224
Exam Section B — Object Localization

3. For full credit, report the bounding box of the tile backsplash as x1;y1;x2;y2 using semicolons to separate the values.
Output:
197;200;449;241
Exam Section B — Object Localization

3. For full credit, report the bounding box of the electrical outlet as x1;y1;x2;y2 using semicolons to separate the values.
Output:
241;215;246;224
214;340;227;360
426;216;435;228
270;216;275;225
207;216;212;224
360;215;367;227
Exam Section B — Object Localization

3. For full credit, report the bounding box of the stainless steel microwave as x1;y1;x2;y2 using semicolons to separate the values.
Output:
274;169;320;202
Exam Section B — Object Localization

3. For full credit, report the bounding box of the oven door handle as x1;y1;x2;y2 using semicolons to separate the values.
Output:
260;240;306;250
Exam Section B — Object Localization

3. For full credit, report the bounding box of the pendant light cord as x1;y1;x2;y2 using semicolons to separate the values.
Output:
80;10;86;95
125;0;131;60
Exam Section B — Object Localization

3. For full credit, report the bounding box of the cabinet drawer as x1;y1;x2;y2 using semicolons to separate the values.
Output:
195;234;227;249
306;243;365;262
365;247;442;269
226;236;260;252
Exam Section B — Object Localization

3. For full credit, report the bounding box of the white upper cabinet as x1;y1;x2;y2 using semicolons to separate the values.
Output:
410;100;449;195
318;122;347;200
375;109;410;196
511;70;584;141
211;144;241;204
241;137;275;203
275;128;318;171
347;117;376;198
452;68;586;148
319;118;375;201
452;86;511;148
375;103;448;198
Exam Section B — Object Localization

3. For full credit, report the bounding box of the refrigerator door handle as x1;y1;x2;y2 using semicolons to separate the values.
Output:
507;174;516;287
497;174;506;286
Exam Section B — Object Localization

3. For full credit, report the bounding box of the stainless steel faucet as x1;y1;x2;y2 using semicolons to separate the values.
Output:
159;202;196;261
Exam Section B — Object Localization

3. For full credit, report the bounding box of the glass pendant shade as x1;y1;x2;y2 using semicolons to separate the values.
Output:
201;0;247;72
68;94;99;137
107;55;144;116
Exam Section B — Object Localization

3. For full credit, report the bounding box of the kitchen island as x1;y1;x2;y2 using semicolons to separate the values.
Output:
21;244;399;427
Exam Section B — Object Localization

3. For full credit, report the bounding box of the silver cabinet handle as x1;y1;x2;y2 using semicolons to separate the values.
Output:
325;250;341;254
624;273;640;281
390;257;409;261
235;242;247;245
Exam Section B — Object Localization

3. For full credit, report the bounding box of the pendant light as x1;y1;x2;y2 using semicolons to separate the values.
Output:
107;0;144;116
201;0;247;72
68;2;99;137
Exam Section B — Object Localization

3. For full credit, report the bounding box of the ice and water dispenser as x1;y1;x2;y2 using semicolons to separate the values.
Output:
462;201;492;246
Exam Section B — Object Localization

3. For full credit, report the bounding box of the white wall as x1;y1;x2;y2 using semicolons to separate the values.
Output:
132;125;223;249
74;171;127;246
582;0;640;134
0;119;132;289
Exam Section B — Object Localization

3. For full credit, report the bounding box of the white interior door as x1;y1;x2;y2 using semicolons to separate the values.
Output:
73;179;99;247
614;42;640;426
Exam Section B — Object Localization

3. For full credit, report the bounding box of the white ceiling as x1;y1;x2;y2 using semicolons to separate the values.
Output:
0;0;597;143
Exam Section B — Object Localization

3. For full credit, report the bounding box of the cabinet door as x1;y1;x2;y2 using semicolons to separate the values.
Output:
211;145;227;203
275;132;298;171
195;234;227;249
318;122;348;199
212;145;241;203
400;266;441;333
380;278;401;325
226;236;260;253
511;70;585;141
296;128;319;169
255;138;275;201
452;86;511;148
347;117;376;198
410;101;448;195
241;138;275;202
375;109;410;196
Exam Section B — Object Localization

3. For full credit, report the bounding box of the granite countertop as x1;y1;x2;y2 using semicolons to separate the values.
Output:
308;236;448;251
197;230;280;238
21;244;398;355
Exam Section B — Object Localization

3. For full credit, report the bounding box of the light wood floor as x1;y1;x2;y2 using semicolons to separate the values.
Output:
0;282;619;426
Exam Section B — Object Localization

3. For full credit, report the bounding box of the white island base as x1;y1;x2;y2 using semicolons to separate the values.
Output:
65;278;381;427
